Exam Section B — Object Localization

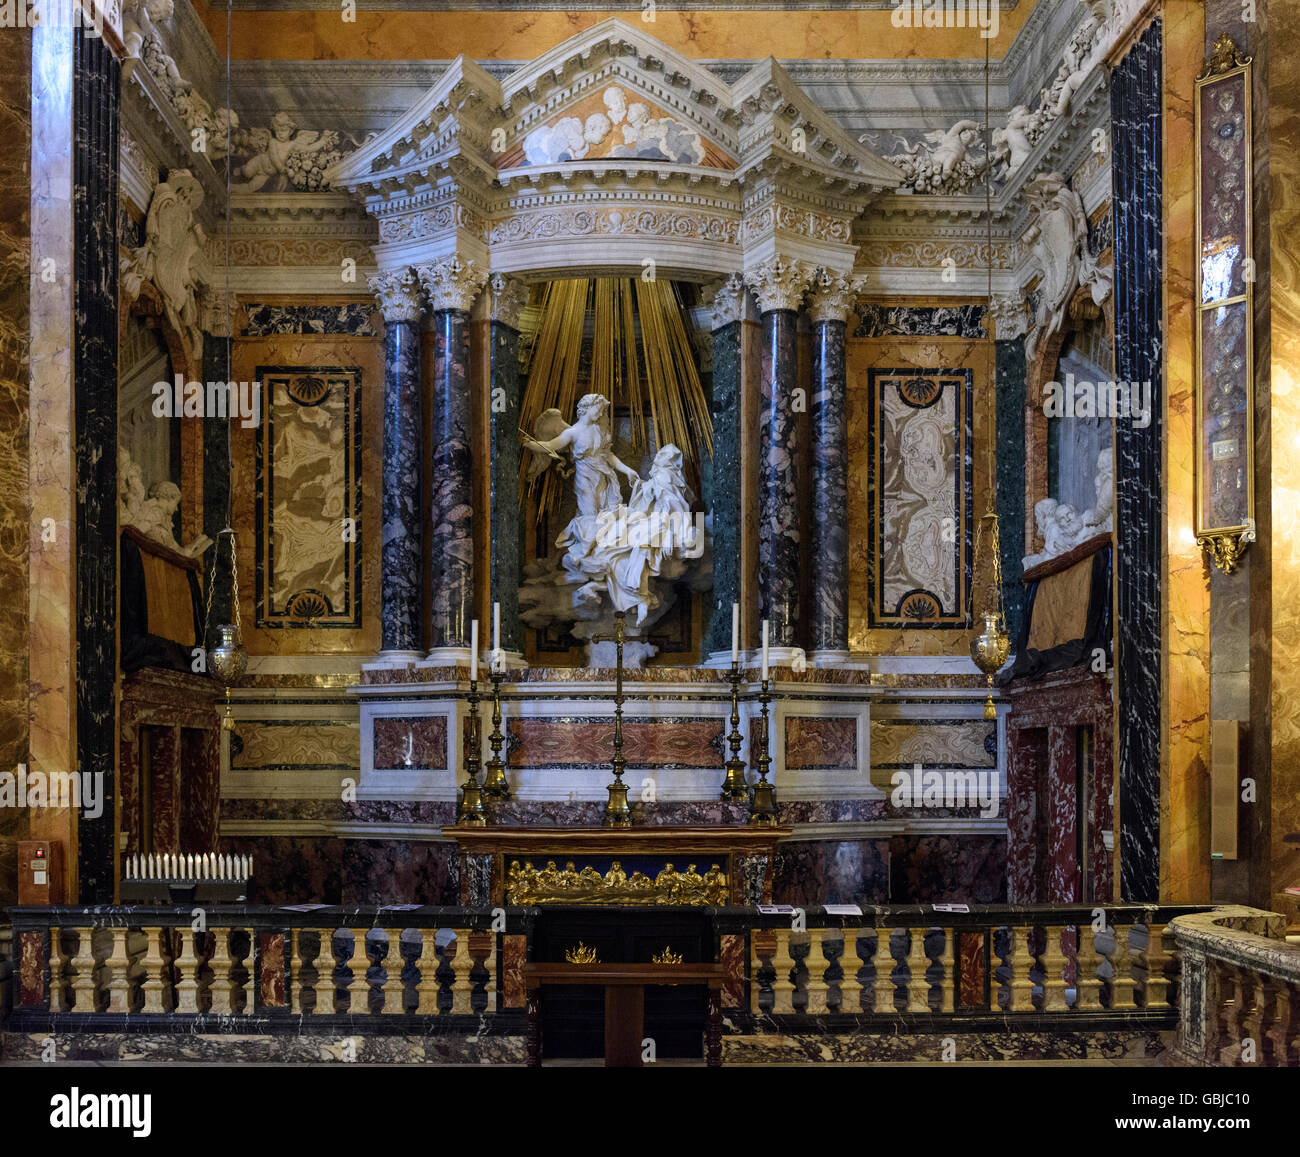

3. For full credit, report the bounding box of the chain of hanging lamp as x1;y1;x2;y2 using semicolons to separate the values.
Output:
202;0;247;726
968;34;1010;721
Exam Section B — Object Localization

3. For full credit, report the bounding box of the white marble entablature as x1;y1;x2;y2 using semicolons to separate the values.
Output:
326;19;899;285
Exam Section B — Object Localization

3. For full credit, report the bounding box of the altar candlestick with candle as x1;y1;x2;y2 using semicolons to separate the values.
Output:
470;620;478;682
761;619;770;682
731;602;739;665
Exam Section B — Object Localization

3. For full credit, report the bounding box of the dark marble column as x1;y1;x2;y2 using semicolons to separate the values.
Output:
202;324;233;655
807;275;857;659
418;257;488;655
702;275;747;659
72;28;120;903
369;268;425;660
994;329;1028;648
1110;20;1164;903
745;260;814;649
487;274;529;659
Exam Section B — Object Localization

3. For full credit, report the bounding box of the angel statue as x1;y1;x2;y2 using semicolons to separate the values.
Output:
231;112;347;193
519;394;710;663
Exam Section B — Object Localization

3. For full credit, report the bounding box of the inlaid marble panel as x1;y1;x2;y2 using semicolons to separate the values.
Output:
784;716;856;770
853;304;986;339
241;302;379;337
372;716;449;771
230;720;360;771
870;719;996;769
505;717;725;769
865;367;972;629
256;366;363;628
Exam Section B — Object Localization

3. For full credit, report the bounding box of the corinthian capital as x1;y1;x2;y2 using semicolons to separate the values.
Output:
743;256;817;314
703;273;751;330
488;273;531;330
368;266;424;324
807;270;868;325
416;255;489;314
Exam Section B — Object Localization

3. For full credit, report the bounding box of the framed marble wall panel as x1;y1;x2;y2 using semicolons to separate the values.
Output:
255;365;364;629
1194;36;1255;573
864;366;973;630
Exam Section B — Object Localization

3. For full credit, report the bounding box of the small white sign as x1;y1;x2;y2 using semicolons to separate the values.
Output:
823;904;863;916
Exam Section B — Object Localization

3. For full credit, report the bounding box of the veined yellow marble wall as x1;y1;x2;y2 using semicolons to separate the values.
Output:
199;5;1036;62
231;308;384;656
847;332;995;655
1160;0;1211;902
1267;0;1300;918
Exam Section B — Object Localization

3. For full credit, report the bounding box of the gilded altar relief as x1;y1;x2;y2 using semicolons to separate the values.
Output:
865;367;972;630
255;367;363;628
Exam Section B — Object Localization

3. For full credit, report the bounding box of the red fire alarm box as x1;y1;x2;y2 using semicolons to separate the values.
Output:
17;840;64;905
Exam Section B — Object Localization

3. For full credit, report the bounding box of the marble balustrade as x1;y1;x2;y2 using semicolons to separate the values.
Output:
1170;907;1300;1067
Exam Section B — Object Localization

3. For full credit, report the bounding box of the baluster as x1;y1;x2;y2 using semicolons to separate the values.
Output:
449;930;474;1014
173;929;201;1014
871;927;896;1013
289;929;305;1013
1263;980;1297;1067
346;929;371;1014
314;930;342;1015
906;927;931;1013
1107;925;1137;1010
838;933;863;1014
140;927;171;1014
1041;925;1069;1012
804;930;830;1014
1076;925;1104;1010
49;928;71;1013
476;932;497;1013
769;930;796;1014
415;929;441;1015
1006;926;1036;1012
381;929;405;1014
70;927;98;1014
209;929;235;1015
750;932;775;1014
1141;923;1171;1009
937;928;956;1014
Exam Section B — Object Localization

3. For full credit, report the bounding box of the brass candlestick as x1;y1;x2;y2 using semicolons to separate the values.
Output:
594;612;632;828
720;661;748;802
748;677;777;826
482;669;511;800
456;677;486;826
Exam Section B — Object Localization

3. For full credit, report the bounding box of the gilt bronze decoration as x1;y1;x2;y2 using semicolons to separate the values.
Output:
1194;35;1255;575
748;680;777;826
455;678;487;826
482;668;511;800
652;947;683;965
506;858;729;907
720;661;748;802
564;942;599;964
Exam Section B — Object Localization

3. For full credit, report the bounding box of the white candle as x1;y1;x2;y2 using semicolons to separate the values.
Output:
731;602;739;664
761;619;770;682
470;619;479;681
493;602;501;653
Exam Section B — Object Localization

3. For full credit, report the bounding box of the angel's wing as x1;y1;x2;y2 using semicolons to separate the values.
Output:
523;408;570;483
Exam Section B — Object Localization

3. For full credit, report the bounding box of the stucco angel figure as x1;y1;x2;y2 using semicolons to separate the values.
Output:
893;120;985;192
992;104;1038;177
232;112;341;193
1022;498;1085;570
123;0;187;90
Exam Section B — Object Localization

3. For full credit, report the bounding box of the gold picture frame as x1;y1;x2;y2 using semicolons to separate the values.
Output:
1194;35;1255;575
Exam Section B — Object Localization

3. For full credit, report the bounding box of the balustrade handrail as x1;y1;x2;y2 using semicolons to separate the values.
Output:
1169;905;1298;977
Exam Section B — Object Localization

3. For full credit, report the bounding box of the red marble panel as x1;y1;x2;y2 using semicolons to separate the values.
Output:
720;933;746;1008
373;716;448;770
783;716;857;770
1047;724;1079;903
259;932;286;1007
958;930;985;1008
19;930;44;1007
501;934;526;1009
506;719;724;768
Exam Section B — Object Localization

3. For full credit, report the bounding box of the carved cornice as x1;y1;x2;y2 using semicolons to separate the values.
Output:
487;273;531;330
743;256;816;313
415;255;489;313
368;266;424;323
807;270;867;325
